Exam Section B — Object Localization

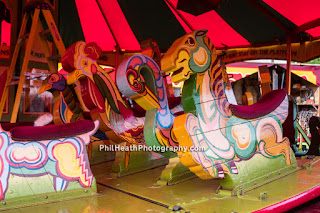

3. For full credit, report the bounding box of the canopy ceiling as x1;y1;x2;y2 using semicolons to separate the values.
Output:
60;0;320;54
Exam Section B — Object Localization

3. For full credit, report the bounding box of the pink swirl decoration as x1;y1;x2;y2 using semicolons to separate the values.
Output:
126;67;144;93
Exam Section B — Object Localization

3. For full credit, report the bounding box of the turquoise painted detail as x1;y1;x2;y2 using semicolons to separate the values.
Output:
225;117;257;159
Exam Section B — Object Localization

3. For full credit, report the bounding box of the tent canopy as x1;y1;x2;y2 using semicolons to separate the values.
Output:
60;0;320;54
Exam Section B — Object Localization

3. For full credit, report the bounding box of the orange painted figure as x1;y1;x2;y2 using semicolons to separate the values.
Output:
161;30;292;179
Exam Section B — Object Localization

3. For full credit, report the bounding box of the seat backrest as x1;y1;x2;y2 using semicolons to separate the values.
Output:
0;122;34;131
10;120;95;141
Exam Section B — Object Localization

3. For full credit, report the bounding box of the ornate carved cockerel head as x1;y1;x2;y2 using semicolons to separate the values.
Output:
161;29;215;83
61;41;104;84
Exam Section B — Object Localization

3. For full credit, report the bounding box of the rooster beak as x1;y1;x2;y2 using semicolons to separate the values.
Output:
38;83;52;95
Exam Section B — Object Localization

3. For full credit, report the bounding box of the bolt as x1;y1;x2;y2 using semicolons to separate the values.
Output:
44;195;48;199
2;201;5;205
84;189;88;193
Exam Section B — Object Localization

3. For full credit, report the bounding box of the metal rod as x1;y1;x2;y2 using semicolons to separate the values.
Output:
97;182;170;209
11;9;40;123
291;18;320;36
0;13;29;119
295;120;311;146
285;36;292;95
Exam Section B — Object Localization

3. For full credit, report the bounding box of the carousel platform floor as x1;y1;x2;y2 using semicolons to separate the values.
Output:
4;156;320;213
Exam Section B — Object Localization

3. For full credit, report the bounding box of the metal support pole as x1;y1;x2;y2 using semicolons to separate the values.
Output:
285;36;292;95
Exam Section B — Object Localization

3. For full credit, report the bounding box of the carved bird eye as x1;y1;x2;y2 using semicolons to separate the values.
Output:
83;60;88;67
186;37;195;46
49;74;59;83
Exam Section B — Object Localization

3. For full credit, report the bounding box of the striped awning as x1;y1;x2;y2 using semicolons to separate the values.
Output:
60;0;320;53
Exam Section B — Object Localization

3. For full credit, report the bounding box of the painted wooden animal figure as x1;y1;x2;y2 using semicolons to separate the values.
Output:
161;30;292;180
38;73;83;124
60;41;175;173
116;54;179;151
0;120;98;200
62;41;145;145
38;73;112;160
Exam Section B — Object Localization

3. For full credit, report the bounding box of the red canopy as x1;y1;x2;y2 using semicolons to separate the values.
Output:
68;0;320;52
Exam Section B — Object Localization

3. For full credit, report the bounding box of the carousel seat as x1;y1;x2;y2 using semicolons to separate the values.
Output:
0;122;34;131
230;89;287;119
8;120;95;141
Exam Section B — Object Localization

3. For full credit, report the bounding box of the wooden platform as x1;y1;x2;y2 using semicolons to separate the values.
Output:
5;157;320;212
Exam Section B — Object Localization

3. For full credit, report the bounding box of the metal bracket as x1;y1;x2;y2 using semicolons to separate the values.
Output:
306;163;312;170
260;191;268;200
231;163;299;196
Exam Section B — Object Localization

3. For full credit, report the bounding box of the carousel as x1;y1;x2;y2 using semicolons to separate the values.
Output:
1;0;320;212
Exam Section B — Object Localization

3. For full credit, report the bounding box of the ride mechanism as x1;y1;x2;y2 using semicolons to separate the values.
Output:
0;2;320;212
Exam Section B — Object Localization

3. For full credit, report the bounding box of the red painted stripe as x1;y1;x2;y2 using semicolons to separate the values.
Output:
253;184;320;213
96;0;140;51
75;0;116;50
77;0;140;51
166;0;249;48
263;0;320;38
